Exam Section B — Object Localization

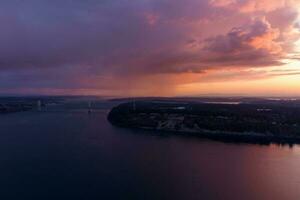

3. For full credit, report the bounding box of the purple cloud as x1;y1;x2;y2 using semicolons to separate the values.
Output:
0;0;299;95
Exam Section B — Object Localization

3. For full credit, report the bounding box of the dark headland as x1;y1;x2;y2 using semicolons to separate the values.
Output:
107;98;300;145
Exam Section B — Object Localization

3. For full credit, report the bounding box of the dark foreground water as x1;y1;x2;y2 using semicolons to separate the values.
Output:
1;101;300;200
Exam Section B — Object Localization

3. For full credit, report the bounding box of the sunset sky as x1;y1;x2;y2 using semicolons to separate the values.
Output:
1;0;300;97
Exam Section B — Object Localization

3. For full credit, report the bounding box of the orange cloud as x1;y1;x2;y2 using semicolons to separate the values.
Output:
210;0;286;13
1;0;300;96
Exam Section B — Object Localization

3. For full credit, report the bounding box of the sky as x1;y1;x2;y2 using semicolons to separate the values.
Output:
1;0;300;97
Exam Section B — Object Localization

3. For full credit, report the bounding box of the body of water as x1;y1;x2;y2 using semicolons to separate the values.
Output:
0;101;300;200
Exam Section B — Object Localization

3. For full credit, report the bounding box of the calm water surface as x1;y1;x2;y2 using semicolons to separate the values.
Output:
0;101;300;200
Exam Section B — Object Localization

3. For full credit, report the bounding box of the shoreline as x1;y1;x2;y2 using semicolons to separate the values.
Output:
108;101;300;145
112;125;300;145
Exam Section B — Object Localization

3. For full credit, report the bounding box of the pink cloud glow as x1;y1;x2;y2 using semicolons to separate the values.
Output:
0;0;299;96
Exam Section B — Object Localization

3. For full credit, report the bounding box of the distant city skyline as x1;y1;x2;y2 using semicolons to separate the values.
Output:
1;0;300;96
